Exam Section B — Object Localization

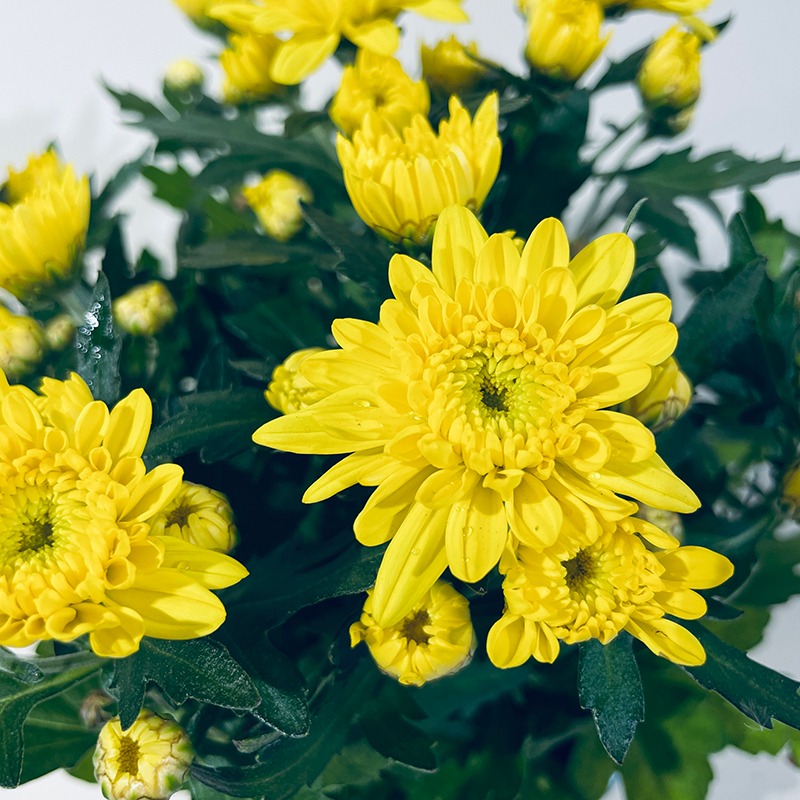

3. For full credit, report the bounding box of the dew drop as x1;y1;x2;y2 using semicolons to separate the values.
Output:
410;548;421;556
588;472;601;481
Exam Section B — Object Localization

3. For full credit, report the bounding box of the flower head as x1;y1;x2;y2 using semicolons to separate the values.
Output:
637;25;703;112
0;306;45;381
0;372;248;657
253;206;699;627
0;150;90;301
220;31;282;103
524;0;610;83
243;170;313;241
336;94;501;244
94;710;193;800
351;580;475;686
421;36;488;95
620;355;692;431
487;515;732;667
114;281;178;337
266;347;330;414
212;0;468;85
150;481;238;553
330;50;430;137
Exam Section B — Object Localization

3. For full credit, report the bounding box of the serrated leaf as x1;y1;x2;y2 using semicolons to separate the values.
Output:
110;638;260;730
192;662;378;799
142;163;195;208
578;634;644;764
75;271;122;405
683;621;800;730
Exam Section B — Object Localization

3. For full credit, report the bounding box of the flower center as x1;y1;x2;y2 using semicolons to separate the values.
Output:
562;549;595;592
479;374;509;414
165;504;191;528
401;609;431;645
117;734;141;777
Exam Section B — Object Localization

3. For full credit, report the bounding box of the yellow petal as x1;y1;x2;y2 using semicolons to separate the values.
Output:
519;218;569;289
568;233;634;309
105;388;152;461
159;536;249;590
431;205;488;295
507;473;563;548
654;589;707;620
346;17;399;55
486;614;534;668
473;234;522;292
74;401;109;454
302;449;386;502
120;463;184;522
388;253;437;308
625;617;706;666
270;32;340;84
658;546;734;589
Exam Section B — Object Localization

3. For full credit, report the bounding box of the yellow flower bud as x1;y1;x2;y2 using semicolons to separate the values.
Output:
113;281;178;337
0;150;90;301
94;710;193;800
44;314;75;350
220;31;282;104
350;581;476;687
638;25;702;111
164;58;205;92
266;347;329;415
524;0;610;83
337;93;501;245
242;170;313;242
421;36;488;95
621;356;692;432
331;50;430;138
0;306;45;380
151;481;238;553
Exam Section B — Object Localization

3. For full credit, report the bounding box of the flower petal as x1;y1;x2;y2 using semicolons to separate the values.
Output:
105;388;152;461
431;205;488;294
625;617;706;666
568;233;634;309
519;218;569;288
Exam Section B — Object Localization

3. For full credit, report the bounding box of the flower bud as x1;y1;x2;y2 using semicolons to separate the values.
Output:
113;281;178;337
350;581;476;687
164;58;204;92
524;0;609;83
266;347;329;414
621;356;692;432
638;25;702;112
421;36;488;95
44;313;75;351
93;710;193;800
151;481;238;553
242;170;313;242
0;306;45;380
220;32;282;104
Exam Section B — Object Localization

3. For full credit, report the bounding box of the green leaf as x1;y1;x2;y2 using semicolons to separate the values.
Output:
141;163;195;208
683;622;800;730
0;648;43;684
594;45;649;89
578;634;644;764
178;238;326;271
192;662;379;799
0;661;99;787
110;638;260;730
75;271;122;405
143;388;269;468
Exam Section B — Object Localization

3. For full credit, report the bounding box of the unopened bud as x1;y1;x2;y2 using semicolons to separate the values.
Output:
421;36;488;95
0;305;45;380
638;25;701;112
165;58;204;92
243;170;313;242
266;347;329;415
44;314;75;351
113;281;178;337
621;357;692;432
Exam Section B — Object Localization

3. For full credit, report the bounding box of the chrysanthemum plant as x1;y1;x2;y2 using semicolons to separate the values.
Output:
2;1;800;798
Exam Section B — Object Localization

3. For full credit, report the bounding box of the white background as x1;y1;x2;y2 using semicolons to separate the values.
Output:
0;1;799;798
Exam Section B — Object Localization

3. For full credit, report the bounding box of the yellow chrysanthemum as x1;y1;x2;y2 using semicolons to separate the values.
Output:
487;515;732;667
351;580;475;686
151;481;238;553
242;170;313;241
253;205;699;627
0;150;90;301
421;36;488;95
602;0;711;14
266;347;329;415
637;25;702;112
220;31;282;104
94;710;193;800
336;94;501;245
0;306;45;381
0;371;248;658
330;49;430;137
113;281;178;337
523;0;610;83
211;0;468;85
620;355;692;431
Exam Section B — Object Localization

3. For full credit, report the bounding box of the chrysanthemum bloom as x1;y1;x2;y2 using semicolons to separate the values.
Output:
0;306;45;381
601;0;711;14
254;205;699;627
94;710;193;800
620;355;692;432
330;50;430;137
637;25;702;112
164;58;205;92
44;314;75;351
150;482;238;553
266;347;329;415
211;0;468;85
336;94;501;245
0;372;248;657
0;150;90;301
524;0;610;83
242;170;313;242
487;515;732;667
421;36;488;95
351;580;476;686
114;281;178;337
220;31;282;103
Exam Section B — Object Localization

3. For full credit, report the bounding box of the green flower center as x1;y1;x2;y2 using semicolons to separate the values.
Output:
117;734;141;777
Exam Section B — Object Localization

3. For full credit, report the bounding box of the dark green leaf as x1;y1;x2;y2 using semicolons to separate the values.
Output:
683;622;800;730
178;238;324;270
142;164;195;208
110;638;260;730
360;704;437;772
578;634;644;764
75;271;122;405
105;84;165;119
594;45;649;90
